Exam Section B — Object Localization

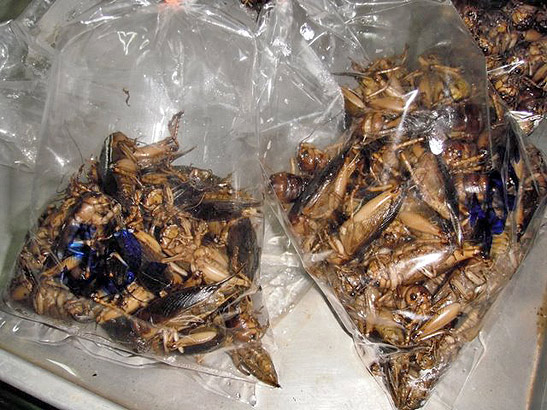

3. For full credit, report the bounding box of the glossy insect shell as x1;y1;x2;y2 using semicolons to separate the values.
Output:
451;103;484;137
188;199;260;221
98;133;123;197
270;172;307;203
297;143;328;174
113;229;142;272
137;282;221;324
180;327;225;354
227;217;259;280
138;261;171;295
288;146;350;224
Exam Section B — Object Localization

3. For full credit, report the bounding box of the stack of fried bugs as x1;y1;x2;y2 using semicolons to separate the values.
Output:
454;0;547;132
9;112;279;388
270;50;547;409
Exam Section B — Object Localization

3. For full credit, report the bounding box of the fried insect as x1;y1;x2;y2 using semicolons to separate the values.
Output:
226;297;280;388
331;186;404;261
270;172;308;203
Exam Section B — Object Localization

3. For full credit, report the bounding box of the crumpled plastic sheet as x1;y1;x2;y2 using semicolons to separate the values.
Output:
0;9;48;170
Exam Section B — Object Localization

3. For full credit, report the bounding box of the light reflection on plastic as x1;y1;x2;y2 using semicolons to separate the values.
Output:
46;359;78;378
403;89;418;109
0;127;15;138
394;90;418;138
238;50;248;62
429;134;444;155
272;38;291;57
300;23;315;41
396;309;429;322
409;251;445;272
117;31;137;55
171;69;180;85
139;38;150;51
49;148;66;167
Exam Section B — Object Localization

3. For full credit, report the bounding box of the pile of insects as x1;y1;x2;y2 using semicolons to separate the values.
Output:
270;50;546;409
454;0;546;133
8;112;279;388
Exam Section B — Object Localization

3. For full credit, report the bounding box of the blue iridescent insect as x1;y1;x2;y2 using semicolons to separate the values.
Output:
469;170;516;254
112;229;142;273
58;223;97;260
60;228;141;296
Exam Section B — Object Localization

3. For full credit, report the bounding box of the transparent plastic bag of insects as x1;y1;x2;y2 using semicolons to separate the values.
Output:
0;0;291;403
257;1;547;409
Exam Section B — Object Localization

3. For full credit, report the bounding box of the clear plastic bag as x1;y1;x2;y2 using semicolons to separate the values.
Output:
452;0;546;135
0;0;270;172
1;0;286;401
0;0;107;171
0;1;53;170
258;1;547;409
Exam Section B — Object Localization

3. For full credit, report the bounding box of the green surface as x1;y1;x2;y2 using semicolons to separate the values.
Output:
0;0;33;22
